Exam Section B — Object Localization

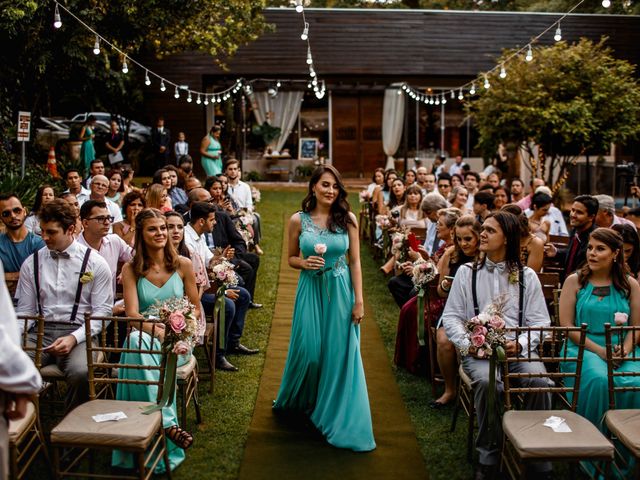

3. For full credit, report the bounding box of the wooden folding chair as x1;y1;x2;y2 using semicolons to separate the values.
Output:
10;315;50;480
536;272;560;323
195;315;217;394
410;226;427;243
49;316;173;480
176;353;202;430
450;362;476;464
604;324;640;478
424;275;443;396
501;325;614;479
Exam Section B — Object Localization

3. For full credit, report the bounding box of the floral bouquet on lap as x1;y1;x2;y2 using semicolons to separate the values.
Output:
459;294;508;360
411;258;438;346
209;258;240;347
390;228;412;265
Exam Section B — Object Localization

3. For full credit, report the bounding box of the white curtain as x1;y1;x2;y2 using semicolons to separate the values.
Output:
249;91;304;152
382;85;405;170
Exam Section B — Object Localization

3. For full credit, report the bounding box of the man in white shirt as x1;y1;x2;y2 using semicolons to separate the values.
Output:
224;159;263;252
78;175;123;225
448;155;466;177
64;168;91;200
16;199;113;412
0;260;42;479
442;211;551;478
464;171;480;210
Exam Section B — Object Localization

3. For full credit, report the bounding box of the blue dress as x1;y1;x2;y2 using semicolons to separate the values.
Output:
561;282;640;478
112;271;189;473
273;211;376;452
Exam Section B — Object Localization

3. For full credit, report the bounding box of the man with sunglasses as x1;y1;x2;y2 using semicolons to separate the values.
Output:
0;194;45;285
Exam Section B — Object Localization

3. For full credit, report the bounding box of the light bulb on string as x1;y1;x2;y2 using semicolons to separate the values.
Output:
301;23;309;41
602;0;611;7
307;82;312;89
121;58;128;74
441;94;447;105
144;70;151;86
295;0;304;13
204;96;209;106
93;36;100;55
309;69;316;78
554;24;562;42
187;92;193;103
483;74;490;89
458;88;464;100
397;88;402;96
174;86;180;99
470;83;476;95
525;44;533;62
54;3;62;29
312;78;318;86
276;80;282;88
196;94;201;105
450;90;455;99
216;96;222;103
499;64;507;78
306;48;313;65
160;80;166;92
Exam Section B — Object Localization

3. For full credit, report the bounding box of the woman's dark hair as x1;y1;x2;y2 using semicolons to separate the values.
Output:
32;185;55;213
371;167;385;184
152;168;170;185
388;178;406;210
612;223;640;278
131;208;180;278
404;170;416;183
204;176;221;192
164;211;190;258
122;191;146;219
210;125;221;134
106;169;124;193
451;215;481;265
532;192;553;210
382;169;397;193
476;211;522;273
501;203;530;238
494;185;511;203
578;228;630;297
86;115;96;124
574;195;599;217
451;173;464;185
301;165;354;233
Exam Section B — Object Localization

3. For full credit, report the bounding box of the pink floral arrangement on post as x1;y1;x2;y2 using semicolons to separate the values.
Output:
210;259;240;288
375;214;391;230
391;229;411;263
359;190;372;203
147;296;200;353
411;259;438;290
459;294;508;360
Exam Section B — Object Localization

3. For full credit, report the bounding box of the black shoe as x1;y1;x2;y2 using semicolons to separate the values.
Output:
215;356;238;372
474;464;497;480
228;344;259;355
249;302;263;309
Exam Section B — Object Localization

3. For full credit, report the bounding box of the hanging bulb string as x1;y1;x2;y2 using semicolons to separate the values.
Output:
297;4;325;98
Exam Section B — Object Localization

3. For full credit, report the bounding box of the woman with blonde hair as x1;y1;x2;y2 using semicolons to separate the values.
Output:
448;186;469;212
145;183;172;212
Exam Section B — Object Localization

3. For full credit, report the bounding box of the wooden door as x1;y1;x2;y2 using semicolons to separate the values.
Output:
332;94;384;177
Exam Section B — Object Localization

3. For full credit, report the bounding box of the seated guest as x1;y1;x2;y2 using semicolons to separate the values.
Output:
404;169;416;187
59;193;84;238
502;204;545;272
388;178;407;212
594;194;637;231
64;168;90;199
165;165;188;209
448;186;469;213
472;190;495;223
559;228;640;478
224;160;263;255
0;193;45;276
178;155;194;180
16;199;113;412
493;185;510;210
367;168;385;196
442;211;552;479
115;208;197;472
436;173;452;201
183;202;255;372
525;186;568;237
372;170;398;216
145;183;171;212
24;185;55;235
112;191;145;247
527;192;553;243
184;176;201;193
397;185;426;229
394;214;479;383
105;169;123;206
516;177;545;211
81;175;123;225
120;167;139;196
450;173;463;188
612;223;640;279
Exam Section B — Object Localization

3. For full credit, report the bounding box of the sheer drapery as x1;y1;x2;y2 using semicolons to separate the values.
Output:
382;85;405;170
249;91;304;152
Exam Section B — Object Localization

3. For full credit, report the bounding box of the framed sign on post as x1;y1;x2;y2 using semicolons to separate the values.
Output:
299;137;318;160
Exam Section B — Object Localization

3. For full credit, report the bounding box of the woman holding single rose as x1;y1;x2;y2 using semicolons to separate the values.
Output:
273;165;375;452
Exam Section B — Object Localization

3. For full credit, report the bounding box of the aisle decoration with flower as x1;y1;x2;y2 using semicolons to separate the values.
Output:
235;208;255;248
210;257;240;351
142;297;199;413
411;258;438;346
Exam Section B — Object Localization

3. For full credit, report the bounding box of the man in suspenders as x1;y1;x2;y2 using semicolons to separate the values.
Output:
15;199;113;412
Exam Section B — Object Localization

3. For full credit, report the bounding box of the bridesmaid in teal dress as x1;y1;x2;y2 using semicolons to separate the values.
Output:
199;125;223;176
79;115;97;173
113;208;201;473
560;228;640;478
273;165;376;452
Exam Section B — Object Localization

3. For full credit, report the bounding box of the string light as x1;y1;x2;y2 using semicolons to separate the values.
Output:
450;90;455;99
160;80;166;92
93;36;100;55
499;64;507;78
121;57;128;74
53;3;62;28
174;86;180;99
309;68;316;77
525;44;533;61
187;92;193;103
483;74;490;89
554;24;562;42
470;83;476;95
458;88;464;100
602;0;611;7
276;80;282;87
144;70;151;86
306;48;313;65
435;96;440;106
301;22;309;41
203;96;209;105
397;88;402;95
295;0;304;13
196;94;201;104
441;93;447;105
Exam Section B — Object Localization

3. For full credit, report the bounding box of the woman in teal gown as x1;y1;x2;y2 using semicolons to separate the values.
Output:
199;125;223;176
79;116;96;173
273;165;376;452
113;208;201;473
560;228;640;478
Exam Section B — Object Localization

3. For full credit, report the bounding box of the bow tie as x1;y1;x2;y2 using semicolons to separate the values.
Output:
50;250;70;259
485;259;507;273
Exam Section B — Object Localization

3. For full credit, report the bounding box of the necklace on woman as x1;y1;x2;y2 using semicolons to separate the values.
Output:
592;285;611;301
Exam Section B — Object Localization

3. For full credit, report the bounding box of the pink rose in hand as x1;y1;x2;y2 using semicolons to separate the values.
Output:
473;325;488;337
489;315;505;330
172;340;190;355
314;243;327;255
471;333;486;348
614;312;629;326
169;312;186;333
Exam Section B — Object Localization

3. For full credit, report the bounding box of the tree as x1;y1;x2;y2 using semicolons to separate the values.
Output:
467;38;640;188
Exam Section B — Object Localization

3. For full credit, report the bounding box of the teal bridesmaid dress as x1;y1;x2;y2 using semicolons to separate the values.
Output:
561;282;640;478
112;271;190;473
201;134;222;176
80;126;96;173
273;211;376;452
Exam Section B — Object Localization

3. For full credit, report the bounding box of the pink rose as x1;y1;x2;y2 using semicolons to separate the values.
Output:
169;312;186;333
473;325;488;336
489;315;505;330
314;243;327;255
172;341;190;355
216;270;227;281
614;312;629;326
469;316;481;325
471;333;486;348
476;348;485;358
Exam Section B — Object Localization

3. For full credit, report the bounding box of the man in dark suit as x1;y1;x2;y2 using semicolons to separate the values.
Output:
151;117;171;170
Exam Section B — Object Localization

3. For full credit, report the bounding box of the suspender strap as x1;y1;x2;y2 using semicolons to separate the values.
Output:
518;267;525;327
471;265;480;316
70;249;91;323
33;251;43;317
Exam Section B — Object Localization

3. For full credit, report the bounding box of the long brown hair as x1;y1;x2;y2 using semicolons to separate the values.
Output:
131;208;180;278
450;215;481;265
578;227;630;298
301;165;353;232
145;184;166;210
400;184;424;220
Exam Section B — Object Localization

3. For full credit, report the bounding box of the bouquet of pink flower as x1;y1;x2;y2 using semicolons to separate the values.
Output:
359;190;372;203
460;295;508;359
146;296;200;354
375;214;391;230
411;259;438;289
210;259;239;288
391;228;412;263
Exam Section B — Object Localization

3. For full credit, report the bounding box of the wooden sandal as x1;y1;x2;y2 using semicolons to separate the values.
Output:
165;425;193;449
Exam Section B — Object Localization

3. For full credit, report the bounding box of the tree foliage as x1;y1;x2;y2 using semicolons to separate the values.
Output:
468;38;640;187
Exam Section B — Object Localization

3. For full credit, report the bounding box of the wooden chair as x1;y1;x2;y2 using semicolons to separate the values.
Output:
604;324;640;478
359;202;371;240
450;363;476;464
424;275;443;396
536;272;560;324
548;234;570;248
410;226;427;243
195;316;217;394
176;353;201;430
49;316;173;480
500;325;614;479
10;315;50;480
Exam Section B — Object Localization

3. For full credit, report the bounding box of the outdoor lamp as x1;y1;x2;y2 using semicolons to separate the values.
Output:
470;83;476;95
602;0;611;7
196;94;202;104
458;88;464;100
54;3;62;28
554;25;562;42
187;92;193;103
160;80;166;92
174;86;180;99
93;36;100;55
525;45;533;62
499;65;507;78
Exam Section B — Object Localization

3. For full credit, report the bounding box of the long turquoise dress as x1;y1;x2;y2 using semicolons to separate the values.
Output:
561;282;640;478
112;271;190;473
273;211;376;452
80;126;96;173
201;134;222;176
